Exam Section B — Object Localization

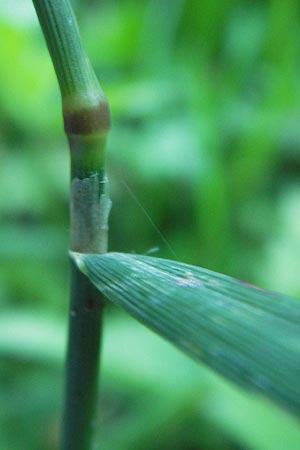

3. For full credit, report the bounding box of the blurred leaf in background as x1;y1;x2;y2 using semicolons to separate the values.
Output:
1;0;300;449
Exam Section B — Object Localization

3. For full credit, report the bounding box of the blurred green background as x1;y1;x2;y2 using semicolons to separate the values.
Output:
1;0;300;449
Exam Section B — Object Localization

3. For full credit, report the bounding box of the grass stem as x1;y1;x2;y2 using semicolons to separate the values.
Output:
32;1;110;448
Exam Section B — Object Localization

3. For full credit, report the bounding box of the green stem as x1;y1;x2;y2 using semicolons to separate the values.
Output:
64;265;103;450
32;1;110;449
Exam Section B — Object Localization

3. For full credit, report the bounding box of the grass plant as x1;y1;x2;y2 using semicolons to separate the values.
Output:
28;1;300;449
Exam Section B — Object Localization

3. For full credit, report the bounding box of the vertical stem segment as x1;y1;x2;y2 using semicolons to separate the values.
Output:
32;1;111;449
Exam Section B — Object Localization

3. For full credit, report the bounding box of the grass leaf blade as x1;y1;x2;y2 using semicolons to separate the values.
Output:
72;251;300;415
